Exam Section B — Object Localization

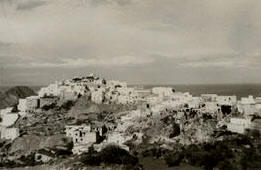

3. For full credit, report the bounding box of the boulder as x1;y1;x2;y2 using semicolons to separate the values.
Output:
69;96;101;120
10;134;73;159
10;135;42;156
40;134;73;155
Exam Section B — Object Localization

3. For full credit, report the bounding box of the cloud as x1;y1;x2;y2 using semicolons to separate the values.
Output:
178;53;261;68
16;1;47;11
0;55;32;65
0;41;9;46
180;60;243;68
63;55;154;67
8;55;154;68
1;0;261;84
89;0;132;6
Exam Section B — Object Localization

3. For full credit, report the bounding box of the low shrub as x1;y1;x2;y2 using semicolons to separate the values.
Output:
99;145;138;165
79;145;138;166
164;151;184;167
80;152;101;166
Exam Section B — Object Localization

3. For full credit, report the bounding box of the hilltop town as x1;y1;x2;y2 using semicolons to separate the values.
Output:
0;74;261;170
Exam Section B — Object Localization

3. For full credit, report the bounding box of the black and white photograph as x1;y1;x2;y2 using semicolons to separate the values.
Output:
0;0;261;169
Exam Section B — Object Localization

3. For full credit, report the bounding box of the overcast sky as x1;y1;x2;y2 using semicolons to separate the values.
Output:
0;0;261;85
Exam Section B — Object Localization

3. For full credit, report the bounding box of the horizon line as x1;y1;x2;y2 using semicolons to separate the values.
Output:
1;82;261;87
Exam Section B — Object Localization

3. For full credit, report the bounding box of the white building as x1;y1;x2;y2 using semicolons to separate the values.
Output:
0;127;19;140
17;96;40;112
91;89;105;104
227;117;251;134
256;97;261;104
0;108;13;117
65;125;96;146
203;102;220;113
0;113;19;127
120;110;143;121
17;99;27;112
255;97;261;115
107;80;127;89
147;96;163;105
105;91;118;103
216;96;237;106
60;89;78;101
241;96;256;105
238;96;257;116
72;144;93;155
38;83;61;97
171;92;193;103
25;96;40;110
201;94;218;102
187;97;201;109
152;87;174;97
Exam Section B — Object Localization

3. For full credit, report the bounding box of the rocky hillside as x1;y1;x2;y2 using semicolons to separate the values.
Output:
0;86;36;109
69;95;137;122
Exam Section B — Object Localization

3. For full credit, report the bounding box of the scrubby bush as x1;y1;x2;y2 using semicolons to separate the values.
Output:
221;105;232;115
80;152;101;166
60;100;74;110
78;145;139;167
246;129;261;138
42;103;56;111
174;141;235;170
216;160;236;170
18;153;36;166
140;145;163;158
169;123;180;138
240;147;261;169
99;145;138;165
164;151;184;167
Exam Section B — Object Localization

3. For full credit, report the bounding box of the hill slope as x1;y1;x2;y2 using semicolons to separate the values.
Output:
0;86;36;109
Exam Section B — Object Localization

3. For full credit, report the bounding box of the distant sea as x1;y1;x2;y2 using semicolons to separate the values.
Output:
142;84;261;98
1;84;261;99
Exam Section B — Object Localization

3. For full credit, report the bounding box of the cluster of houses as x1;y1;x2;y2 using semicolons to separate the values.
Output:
38;75;139;105
63;85;261;154
143;89;237;118
0;74;139;142
0;75;261;152
143;89;261;135
18;74;139;112
65;122;130;154
226;95;261;134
